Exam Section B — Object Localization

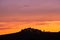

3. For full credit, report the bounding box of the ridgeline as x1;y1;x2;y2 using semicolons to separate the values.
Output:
0;28;60;40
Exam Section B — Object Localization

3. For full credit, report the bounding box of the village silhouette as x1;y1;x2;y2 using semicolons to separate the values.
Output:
0;27;60;40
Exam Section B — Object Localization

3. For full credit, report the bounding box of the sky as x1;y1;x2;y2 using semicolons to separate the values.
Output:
0;0;60;21
0;0;60;35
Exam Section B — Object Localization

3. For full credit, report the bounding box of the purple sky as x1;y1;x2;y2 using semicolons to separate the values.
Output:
0;0;60;22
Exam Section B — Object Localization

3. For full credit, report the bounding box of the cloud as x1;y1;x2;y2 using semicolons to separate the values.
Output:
0;0;60;21
0;24;6;27
0;28;11;30
36;23;48;25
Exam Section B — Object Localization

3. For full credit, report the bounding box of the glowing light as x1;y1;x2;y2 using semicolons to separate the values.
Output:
0;21;60;35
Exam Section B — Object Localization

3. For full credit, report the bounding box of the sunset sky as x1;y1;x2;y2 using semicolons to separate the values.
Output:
0;0;60;35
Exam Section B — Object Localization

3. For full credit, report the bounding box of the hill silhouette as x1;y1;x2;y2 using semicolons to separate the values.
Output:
0;28;60;40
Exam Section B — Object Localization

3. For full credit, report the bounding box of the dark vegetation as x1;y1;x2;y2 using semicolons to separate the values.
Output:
0;28;60;40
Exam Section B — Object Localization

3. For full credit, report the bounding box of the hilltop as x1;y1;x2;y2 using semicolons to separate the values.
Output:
0;28;60;40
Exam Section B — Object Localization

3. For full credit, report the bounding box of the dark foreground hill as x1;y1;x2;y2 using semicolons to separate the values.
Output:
0;28;60;40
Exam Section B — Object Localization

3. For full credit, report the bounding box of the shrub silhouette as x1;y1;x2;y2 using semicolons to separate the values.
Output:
0;28;60;40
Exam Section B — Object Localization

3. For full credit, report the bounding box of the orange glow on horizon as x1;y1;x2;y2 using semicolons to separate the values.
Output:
0;21;60;35
0;0;60;35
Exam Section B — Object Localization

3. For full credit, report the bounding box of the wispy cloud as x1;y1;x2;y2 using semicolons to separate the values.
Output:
0;0;60;21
